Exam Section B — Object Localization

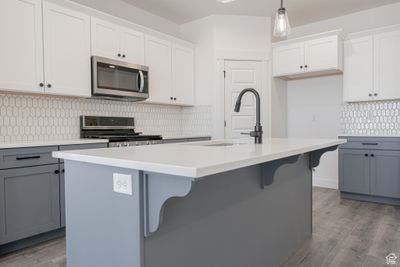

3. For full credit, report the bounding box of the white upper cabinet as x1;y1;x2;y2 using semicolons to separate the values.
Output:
0;0;44;93
374;30;400;101
145;35;195;106
343;37;374;102
273;30;343;79
145;35;172;104
273;43;304;77
91;17;145;65
304;36;342;73
344;26;400;102
172;44;194;106
43;1;91;97
120;28;145;65
91;18;120;60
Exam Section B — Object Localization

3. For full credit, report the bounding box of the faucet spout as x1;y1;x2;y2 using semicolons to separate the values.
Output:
234;88;263;144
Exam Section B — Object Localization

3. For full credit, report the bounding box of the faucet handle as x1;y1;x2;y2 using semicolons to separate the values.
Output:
241;132;257;137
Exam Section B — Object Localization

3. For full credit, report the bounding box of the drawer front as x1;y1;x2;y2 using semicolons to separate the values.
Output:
58;143;108;163
0;146;59;170
339;137;400;151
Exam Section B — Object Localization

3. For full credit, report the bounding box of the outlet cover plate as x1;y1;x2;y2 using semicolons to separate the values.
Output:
113;173;132;195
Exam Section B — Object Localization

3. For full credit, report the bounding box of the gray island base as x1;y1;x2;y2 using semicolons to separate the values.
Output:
54;139;344;267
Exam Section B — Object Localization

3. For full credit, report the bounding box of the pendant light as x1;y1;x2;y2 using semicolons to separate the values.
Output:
273;0;291;37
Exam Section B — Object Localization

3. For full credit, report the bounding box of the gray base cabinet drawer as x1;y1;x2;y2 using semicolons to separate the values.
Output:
0;146;59;170
0;165;61;245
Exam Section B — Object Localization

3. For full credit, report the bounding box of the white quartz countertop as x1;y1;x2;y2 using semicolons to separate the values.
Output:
53;138;345;178
0;139;109;149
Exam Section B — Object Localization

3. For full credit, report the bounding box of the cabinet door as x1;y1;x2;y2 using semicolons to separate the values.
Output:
305;36;340;73
374;30;400;101
120;27;145;65
339;149;370;195
145;35;172;103
43;2;91;97
343;36;374;102
370;150;400;198
273;43;304;77
0;0;44;93
0;165;60;245
172;44;194;106
91;17;120;60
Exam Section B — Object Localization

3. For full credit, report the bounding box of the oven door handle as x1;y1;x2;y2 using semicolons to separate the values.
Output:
138;70;145;93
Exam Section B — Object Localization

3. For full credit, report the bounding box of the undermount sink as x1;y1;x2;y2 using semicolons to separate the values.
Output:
187;140;251;147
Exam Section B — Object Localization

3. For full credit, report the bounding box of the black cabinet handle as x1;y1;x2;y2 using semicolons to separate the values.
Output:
370;154;375;157
122;54;126;58
300;66;303;69
364;153;369;157
54;170;60;174
374;93;378;96
362;142;378;146
174;97;177;101
39;83;44;87
47;84;52;88
62;169;65;173
304;65;308;68
369;93;373;97
118;53;121;57
16;155;41;160
170;97;173;100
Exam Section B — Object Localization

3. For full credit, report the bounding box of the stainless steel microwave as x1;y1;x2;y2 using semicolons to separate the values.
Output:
91;56;149;101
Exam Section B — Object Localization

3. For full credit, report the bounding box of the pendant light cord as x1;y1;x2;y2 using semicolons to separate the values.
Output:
281;0;283;9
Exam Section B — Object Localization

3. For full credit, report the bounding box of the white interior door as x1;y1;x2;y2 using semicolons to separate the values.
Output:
224;61;262;140
0;0;44;93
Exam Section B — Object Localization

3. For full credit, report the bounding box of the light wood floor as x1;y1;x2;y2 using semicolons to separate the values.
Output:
1;187;400;267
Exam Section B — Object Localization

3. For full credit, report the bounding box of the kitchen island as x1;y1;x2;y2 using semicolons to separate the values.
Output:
53;138;345;267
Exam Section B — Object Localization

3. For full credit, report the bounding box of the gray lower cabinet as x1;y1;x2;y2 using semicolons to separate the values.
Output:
370;150;400;198
0;165;60;245
60;164;66;228
339;136;400;204
339;149;370;194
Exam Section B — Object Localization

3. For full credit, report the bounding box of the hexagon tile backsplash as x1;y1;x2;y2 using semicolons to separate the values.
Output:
0;93;212;143
341;101;400;136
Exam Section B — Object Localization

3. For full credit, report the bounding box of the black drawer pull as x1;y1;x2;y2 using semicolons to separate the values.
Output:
16;155;41;160
362;143;378;146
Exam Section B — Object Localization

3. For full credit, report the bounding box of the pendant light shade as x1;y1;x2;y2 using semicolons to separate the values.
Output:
273;0;291;37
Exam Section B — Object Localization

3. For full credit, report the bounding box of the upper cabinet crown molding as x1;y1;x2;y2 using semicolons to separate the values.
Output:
272;30;344;79
344;25;400;102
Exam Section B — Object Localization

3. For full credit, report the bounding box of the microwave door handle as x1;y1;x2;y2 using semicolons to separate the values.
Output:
139;70;145;93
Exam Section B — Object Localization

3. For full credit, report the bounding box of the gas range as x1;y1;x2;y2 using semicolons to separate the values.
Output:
80;116;163;147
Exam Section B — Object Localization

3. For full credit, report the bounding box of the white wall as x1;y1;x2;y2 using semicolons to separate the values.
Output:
180;15;272;139
285;2;400;189
67;0;180;37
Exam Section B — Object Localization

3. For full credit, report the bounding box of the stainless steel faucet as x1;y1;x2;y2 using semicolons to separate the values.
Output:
234;88;263;144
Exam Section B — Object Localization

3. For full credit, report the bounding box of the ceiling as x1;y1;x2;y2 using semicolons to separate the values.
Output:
122;0;400;26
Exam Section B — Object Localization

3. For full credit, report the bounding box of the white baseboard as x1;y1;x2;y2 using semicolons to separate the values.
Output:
313;177;338;189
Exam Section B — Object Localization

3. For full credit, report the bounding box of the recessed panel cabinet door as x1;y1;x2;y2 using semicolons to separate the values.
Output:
339;149;370;195
91;17;120;60
0;165;60;245
305;36;339;73
0;0;44;93
120;27;145;65
370;150;400;198
273;43;304;77
145;35;172;103
172;45;194;106
374;30;400;101
343;36;374;102
43;2;91;97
